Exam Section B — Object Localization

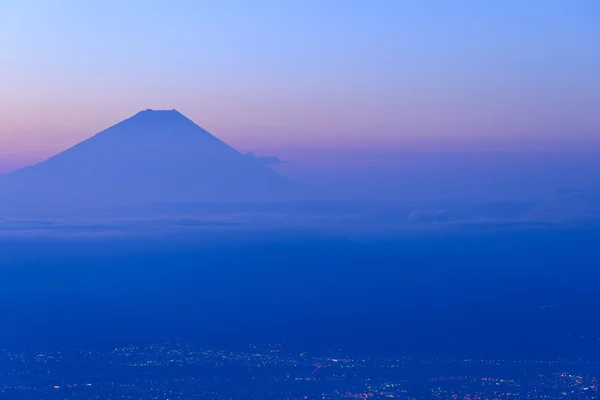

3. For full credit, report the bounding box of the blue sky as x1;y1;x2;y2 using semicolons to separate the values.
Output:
1;0;599;164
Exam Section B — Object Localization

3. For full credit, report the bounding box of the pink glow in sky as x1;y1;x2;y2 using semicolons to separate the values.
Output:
1;0;599;171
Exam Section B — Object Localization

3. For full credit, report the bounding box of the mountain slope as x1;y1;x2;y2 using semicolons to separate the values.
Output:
0;109;307;211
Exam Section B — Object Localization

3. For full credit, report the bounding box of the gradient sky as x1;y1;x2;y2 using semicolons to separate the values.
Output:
1;0;599;168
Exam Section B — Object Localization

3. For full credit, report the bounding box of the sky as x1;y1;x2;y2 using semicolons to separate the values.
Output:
1;0;599;170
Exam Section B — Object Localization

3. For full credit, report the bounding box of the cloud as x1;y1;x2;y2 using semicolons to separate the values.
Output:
1;186;600;238
406;209;448;222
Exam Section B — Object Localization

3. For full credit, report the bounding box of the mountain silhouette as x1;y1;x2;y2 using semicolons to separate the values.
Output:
0;109;307;211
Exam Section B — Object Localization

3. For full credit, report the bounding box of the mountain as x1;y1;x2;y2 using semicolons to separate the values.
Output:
0;109;308;212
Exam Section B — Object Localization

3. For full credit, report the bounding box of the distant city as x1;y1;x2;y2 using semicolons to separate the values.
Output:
1;341;598;400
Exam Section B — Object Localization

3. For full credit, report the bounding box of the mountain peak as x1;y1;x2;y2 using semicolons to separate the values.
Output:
108;109;204;139
130;108;187;121
138;108;181;114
